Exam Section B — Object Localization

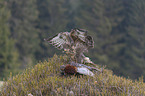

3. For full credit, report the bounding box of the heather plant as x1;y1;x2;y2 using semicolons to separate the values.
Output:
0;55;145;96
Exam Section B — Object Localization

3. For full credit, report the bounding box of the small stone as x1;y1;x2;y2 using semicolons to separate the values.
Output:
94;81;98;84
28;93;33;96
69;90;74;96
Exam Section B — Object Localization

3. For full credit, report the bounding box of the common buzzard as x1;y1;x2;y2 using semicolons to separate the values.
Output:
44;28;94;63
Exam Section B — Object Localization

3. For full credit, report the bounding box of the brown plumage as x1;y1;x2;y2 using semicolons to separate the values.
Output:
44;28;94;63
64;64;77;75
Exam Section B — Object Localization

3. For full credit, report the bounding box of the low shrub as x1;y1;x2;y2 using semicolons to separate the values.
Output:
0;55;145;96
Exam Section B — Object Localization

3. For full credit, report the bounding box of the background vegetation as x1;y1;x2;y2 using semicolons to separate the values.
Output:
0;0;145;80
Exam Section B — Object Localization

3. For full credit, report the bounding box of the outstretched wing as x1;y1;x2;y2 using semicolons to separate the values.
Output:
44;32;71;50
71;28;94;50
71;28;94;48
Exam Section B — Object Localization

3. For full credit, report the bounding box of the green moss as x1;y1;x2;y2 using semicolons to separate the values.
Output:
0;55;145;96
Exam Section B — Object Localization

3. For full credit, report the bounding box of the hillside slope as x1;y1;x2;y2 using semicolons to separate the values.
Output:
0;55;145;96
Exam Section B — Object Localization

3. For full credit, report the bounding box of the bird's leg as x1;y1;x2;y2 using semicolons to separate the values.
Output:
81;53;85;64
64;48;76;63
81;54;98;67
75;48;82;63
88;62;98;67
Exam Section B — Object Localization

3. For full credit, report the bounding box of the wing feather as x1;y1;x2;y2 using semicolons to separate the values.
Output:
85;35;94;48
45;32;71;50
75;29;87;42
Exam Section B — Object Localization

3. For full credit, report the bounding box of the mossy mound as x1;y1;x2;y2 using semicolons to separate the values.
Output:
0;55;145;96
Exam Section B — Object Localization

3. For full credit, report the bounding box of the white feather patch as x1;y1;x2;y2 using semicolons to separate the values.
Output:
77;67;94;76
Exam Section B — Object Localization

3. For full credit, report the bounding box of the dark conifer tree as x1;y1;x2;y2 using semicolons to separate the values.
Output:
7;0;39;67
123;0;145;79
74;0;112;65
36;0;69;60
0;0;19;80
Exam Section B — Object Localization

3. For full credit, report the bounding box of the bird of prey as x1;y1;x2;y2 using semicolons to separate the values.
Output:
60;61;102;77
60;64;94;77
44;28;94;63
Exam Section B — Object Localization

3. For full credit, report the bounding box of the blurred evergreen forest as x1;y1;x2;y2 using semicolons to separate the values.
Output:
0;0;145;80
